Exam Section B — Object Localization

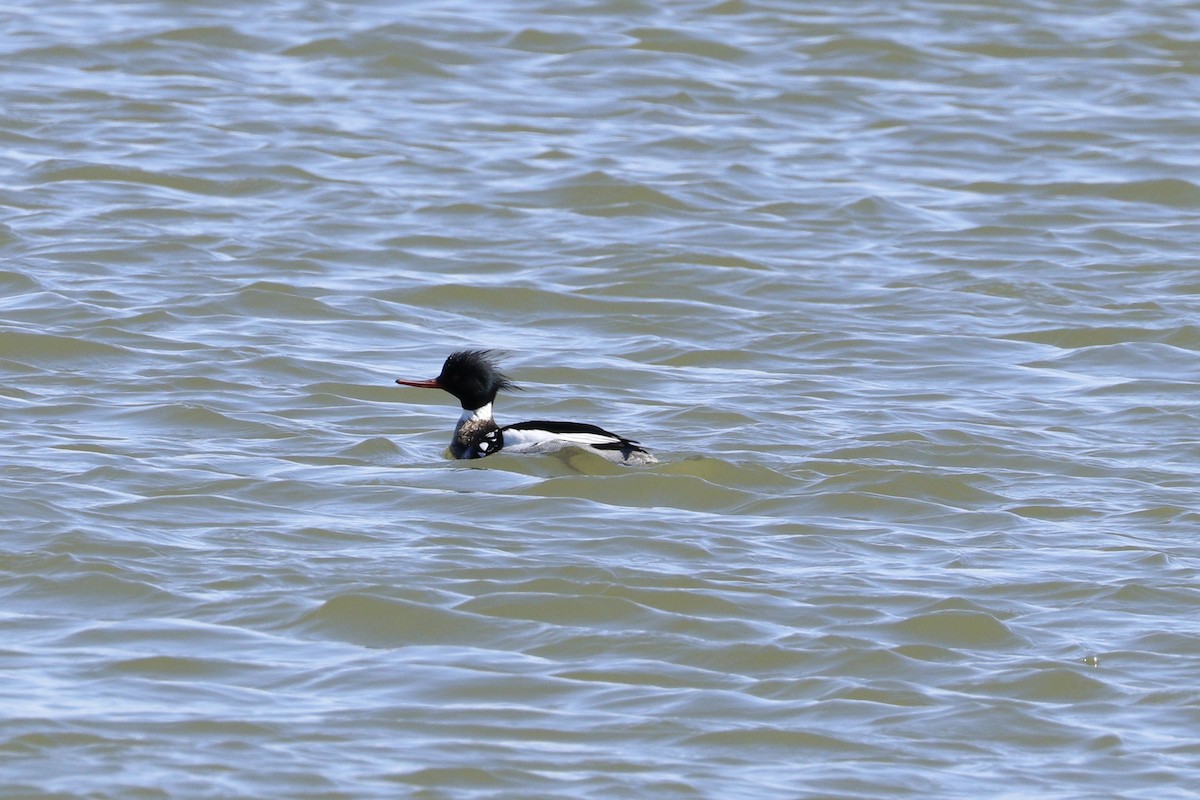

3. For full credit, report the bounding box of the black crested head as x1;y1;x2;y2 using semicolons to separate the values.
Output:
436;349;518;410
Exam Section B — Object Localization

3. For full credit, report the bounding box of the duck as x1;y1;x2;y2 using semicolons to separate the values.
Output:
396;350;656;465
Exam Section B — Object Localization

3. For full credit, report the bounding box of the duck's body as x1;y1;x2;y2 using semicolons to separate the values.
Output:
396;350;656;466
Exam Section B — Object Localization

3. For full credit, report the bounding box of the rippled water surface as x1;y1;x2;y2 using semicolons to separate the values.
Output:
4;0;1200;797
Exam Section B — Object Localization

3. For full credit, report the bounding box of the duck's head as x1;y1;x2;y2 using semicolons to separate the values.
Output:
396;349;518;410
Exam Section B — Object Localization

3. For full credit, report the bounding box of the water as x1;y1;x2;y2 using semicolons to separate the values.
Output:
3;0;1200;797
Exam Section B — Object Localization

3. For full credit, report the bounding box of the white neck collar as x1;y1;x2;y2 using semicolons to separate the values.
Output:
460;402;493;422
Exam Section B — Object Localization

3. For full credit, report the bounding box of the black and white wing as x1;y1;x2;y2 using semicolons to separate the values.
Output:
501;420;655;464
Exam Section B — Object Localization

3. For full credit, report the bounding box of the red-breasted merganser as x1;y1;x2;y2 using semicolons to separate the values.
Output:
395;350;656;465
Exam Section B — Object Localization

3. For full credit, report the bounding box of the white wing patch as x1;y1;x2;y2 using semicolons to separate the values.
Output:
502;427;620;453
